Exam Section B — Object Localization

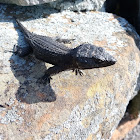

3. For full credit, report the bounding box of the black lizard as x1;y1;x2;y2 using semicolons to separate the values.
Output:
13;18;116;83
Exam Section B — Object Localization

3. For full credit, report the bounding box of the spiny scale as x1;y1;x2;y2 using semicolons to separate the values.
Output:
15;18;71;55
31;34;70;55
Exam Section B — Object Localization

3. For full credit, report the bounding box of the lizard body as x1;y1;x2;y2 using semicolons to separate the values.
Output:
14;18;116;83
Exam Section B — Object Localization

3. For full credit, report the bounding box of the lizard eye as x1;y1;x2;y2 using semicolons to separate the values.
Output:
98;47;104;52
98;60;102;63
94;58;102;63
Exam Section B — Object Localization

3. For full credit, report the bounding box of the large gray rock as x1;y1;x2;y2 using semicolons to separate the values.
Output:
0;4;140;140
0;0;57;6
124;122;140;140
49;0;106;11
0;0;106;11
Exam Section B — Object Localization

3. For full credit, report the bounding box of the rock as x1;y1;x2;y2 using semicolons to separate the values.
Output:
49;0;106;11
0;0;57;6
111;114;140;140
124;121;140;140
0;0;106;11
127;91;140;119
0;4;140;140
105;0;140;35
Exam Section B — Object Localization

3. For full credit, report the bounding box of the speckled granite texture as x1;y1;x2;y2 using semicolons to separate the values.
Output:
0;4;140;140
124;122;140;140
0;0;106;11
49;0;106;11
0;0;57;6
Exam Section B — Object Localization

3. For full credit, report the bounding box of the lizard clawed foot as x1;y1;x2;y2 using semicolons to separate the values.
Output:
4;44;18;54
73;69;83;76
13;44;20;55
37;75;52;84
13;44;33;57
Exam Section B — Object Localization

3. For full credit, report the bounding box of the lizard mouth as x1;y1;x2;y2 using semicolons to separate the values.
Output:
110;58;117;64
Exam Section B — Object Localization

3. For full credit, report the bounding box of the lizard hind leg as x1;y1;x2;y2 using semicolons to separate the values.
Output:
37;65;71;84
37;74;52;84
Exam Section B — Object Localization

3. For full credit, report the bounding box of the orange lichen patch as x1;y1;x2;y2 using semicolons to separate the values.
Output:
82;115;93;128
111;118;140;140
36;113;51;131
2;99;19;110
91;11;98;14
56;80;82;97
135;50;140;62
0;111;7;118
25;136;34;140
0;74;14;83
109;15;120;21
58;109;70;123
115;92;127;103
0;82;7;94
61;15;73;24
93;39;108;47
18;105;36;131
86;134;93;140
45;15;53;22
109;43;117;47
87;82;100;98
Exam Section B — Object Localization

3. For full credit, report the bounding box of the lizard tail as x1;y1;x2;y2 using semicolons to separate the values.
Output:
14;16;32;38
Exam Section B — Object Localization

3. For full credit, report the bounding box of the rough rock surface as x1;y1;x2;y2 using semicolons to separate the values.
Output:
111;115;140;140
0;0;106;11
124;121;140;140
49;0;106;11
0;4;140;140
0;0;57;6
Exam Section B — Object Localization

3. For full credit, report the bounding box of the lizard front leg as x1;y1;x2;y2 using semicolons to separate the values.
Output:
13;45;33;57
73;69;84;76
37;65;70;84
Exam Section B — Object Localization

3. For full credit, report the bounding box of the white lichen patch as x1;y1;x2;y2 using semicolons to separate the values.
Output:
0;107;23;124
44;95;111;139
0;98;24;125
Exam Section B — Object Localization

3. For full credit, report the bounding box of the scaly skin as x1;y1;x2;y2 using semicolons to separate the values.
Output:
14;18;116;83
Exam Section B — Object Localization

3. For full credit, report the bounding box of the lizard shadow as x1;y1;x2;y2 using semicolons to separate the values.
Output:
10;53;57;104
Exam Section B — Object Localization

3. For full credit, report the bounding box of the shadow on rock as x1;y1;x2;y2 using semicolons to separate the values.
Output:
10;53;56;104
116;17;140;51
105;0;140;50
0;3;59;21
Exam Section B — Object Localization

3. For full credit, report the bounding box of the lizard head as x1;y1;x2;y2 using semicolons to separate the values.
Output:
72;44;116;69
90;46;116;67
